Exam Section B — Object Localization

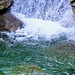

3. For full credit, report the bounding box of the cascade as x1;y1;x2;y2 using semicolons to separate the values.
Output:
1;0;75;41
10;0;75;41
11;0;70;21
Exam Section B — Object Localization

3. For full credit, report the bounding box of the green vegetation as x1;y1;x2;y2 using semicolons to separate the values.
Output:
11;65;44;75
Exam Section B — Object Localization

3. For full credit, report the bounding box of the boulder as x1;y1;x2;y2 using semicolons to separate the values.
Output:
0;0;13;10
70;0;75;14
0;0;23;31
0;12;23;31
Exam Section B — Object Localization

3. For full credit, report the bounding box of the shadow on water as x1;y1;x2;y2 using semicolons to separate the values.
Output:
0;34;75;75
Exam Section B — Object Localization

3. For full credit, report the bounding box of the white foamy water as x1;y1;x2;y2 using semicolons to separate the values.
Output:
9;12;75;41
2;0;73;42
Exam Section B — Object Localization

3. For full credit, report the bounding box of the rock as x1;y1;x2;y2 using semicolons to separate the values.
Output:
0;71;6;75
0;0;13;10
0;12;23;31
72;7;75;14
0;0;23;31
70;0;75;14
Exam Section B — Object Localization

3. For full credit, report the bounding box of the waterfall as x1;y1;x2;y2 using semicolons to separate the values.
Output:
3;0;75;41
11;0;70;21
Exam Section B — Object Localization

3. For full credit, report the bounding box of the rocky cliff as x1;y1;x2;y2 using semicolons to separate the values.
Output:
0;0;23;31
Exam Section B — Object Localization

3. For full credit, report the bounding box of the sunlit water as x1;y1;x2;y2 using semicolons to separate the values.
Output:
0;0;75;75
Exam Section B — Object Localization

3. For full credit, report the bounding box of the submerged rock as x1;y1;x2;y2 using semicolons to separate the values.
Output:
70;0;75;14
0;0;13;10
0;12;23;31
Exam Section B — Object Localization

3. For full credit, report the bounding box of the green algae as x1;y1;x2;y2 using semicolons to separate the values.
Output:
10;65;44;75
0;42;6;51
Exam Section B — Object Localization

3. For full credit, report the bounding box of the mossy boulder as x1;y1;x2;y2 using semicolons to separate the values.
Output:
0;12;23;31
0;0;13;10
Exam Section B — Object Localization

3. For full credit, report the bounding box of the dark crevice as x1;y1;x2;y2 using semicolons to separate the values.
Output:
0;8;9;15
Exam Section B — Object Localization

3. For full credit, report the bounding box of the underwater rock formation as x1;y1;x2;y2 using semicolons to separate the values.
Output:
70;0;75;14
0;0;23;31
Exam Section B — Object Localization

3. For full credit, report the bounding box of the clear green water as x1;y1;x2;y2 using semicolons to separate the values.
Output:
0;36;75;75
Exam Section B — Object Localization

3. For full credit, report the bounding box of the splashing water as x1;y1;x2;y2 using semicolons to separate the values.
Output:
9;0;75;42
11;0;70;21
0;0;74;42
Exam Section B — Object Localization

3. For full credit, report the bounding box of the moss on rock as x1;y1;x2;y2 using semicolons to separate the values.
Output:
0;0;13;10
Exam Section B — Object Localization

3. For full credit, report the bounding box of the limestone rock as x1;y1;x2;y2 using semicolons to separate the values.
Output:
0;0;13;10
0;13;23;31
70;0;75;14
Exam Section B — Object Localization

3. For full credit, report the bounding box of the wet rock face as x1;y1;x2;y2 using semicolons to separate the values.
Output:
0;0;23;31
70;0;75;14
0;13;23;31
0;0;13;10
